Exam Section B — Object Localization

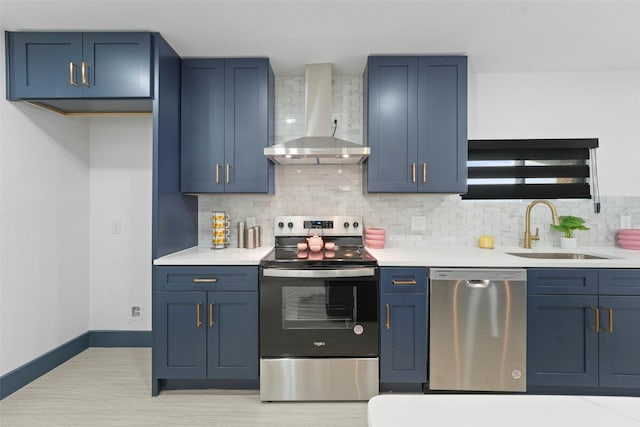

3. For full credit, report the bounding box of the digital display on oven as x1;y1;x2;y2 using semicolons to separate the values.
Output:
304;220;334;229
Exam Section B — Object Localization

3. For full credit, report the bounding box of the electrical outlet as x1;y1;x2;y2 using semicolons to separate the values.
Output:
131;306;142;320
411;216;426;231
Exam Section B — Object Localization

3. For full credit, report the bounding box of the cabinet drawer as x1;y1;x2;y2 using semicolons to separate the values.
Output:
599;269;640;295
155;266;258;292
380;267;427;293
528;268;597;295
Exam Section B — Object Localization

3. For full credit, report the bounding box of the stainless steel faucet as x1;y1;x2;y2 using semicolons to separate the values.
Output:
524;200;560;249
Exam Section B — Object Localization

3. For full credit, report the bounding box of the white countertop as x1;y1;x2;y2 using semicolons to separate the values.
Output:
366;245;640;268
153;246;273;266
153;245;640;268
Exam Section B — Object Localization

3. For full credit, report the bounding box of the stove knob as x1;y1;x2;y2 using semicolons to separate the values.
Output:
278;222;284;228
353;222;360;228
343;222;350;228
287;222;294;229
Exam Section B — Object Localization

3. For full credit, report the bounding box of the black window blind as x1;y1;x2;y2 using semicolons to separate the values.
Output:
463;138;599;200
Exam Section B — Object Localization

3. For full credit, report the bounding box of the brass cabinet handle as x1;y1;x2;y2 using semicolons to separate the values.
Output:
196;303;203;327
69;62;79;87
392;279;417;285
209;303;214;328
385;304;391;330
422;162;427;183
604;306;613;333
411;163;416;183
589;306;600;332
225;164;230;184
193;278;218;283
215;164;220;184
81;62;90;87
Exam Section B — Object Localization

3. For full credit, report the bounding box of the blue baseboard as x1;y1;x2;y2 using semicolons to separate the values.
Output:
0;330;151;400
89;330;152;347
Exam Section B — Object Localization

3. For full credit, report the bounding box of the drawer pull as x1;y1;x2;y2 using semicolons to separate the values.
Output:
81;62;90;87
604;306;613;333
385;304;391;330
422;162;427;183
411;163;416;183
226;163;231;184
194;278;218;283
215;164;221;184
589;306;600;333
209;303;214;328
196;303;203;327
392;280;417;286
69;62;78;87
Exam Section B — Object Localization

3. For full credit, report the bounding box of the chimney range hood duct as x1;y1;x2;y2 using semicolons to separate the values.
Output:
264;63;370;165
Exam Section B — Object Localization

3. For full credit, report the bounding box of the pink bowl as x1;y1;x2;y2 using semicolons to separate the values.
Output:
366;239;385;249
616;234;640;242
365;234;386;242
618;229;640;235
618;241;640;250
365;228;386;236
297;242;308;251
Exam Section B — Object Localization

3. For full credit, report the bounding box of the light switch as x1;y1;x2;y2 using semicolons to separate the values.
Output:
112;219;122;234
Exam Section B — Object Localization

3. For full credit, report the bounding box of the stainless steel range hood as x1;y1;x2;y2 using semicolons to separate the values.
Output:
264;64;370;165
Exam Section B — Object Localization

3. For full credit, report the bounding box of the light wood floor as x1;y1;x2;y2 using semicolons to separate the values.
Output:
0;348;369;426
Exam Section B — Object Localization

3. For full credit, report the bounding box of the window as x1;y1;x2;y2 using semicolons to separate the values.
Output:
463;138;599;201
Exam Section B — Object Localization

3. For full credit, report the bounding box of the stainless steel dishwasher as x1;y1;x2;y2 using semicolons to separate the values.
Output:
429;268;527;392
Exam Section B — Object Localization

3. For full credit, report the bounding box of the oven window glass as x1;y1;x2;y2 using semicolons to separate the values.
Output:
282;284;355;330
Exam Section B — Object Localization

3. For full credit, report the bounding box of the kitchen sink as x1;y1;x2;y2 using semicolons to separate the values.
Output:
506;252;612;260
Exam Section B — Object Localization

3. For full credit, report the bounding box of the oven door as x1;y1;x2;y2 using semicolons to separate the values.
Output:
260;267;378;357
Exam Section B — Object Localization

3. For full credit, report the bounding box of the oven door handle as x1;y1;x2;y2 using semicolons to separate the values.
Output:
262;268;376;278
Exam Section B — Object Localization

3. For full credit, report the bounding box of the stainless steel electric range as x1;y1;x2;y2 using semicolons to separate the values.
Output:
259;216;379;401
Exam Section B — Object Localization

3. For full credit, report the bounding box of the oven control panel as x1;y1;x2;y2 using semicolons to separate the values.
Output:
274;216;363;237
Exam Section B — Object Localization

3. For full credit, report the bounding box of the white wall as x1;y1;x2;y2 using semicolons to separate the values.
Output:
0;101;91;376
88;117;152;331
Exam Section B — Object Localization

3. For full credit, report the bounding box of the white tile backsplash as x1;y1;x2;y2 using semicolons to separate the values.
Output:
198;75;640;249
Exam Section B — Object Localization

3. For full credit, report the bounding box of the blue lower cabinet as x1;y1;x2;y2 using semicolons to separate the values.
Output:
154;290;258;381
598;296;640;388
527;268;640;393
379;293;427;383
379;266;427;386
155;291;207;378
527;294;599;387
207;292;258;380
153;266;258;395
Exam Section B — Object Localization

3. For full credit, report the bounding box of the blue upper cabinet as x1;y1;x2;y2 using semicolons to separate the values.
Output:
81;33;152;98
417;57;467;193
365;57;418;192
365;55;467;193
7;32;152;100
7;32;82;99
181;59;226;192
181;58;275;194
